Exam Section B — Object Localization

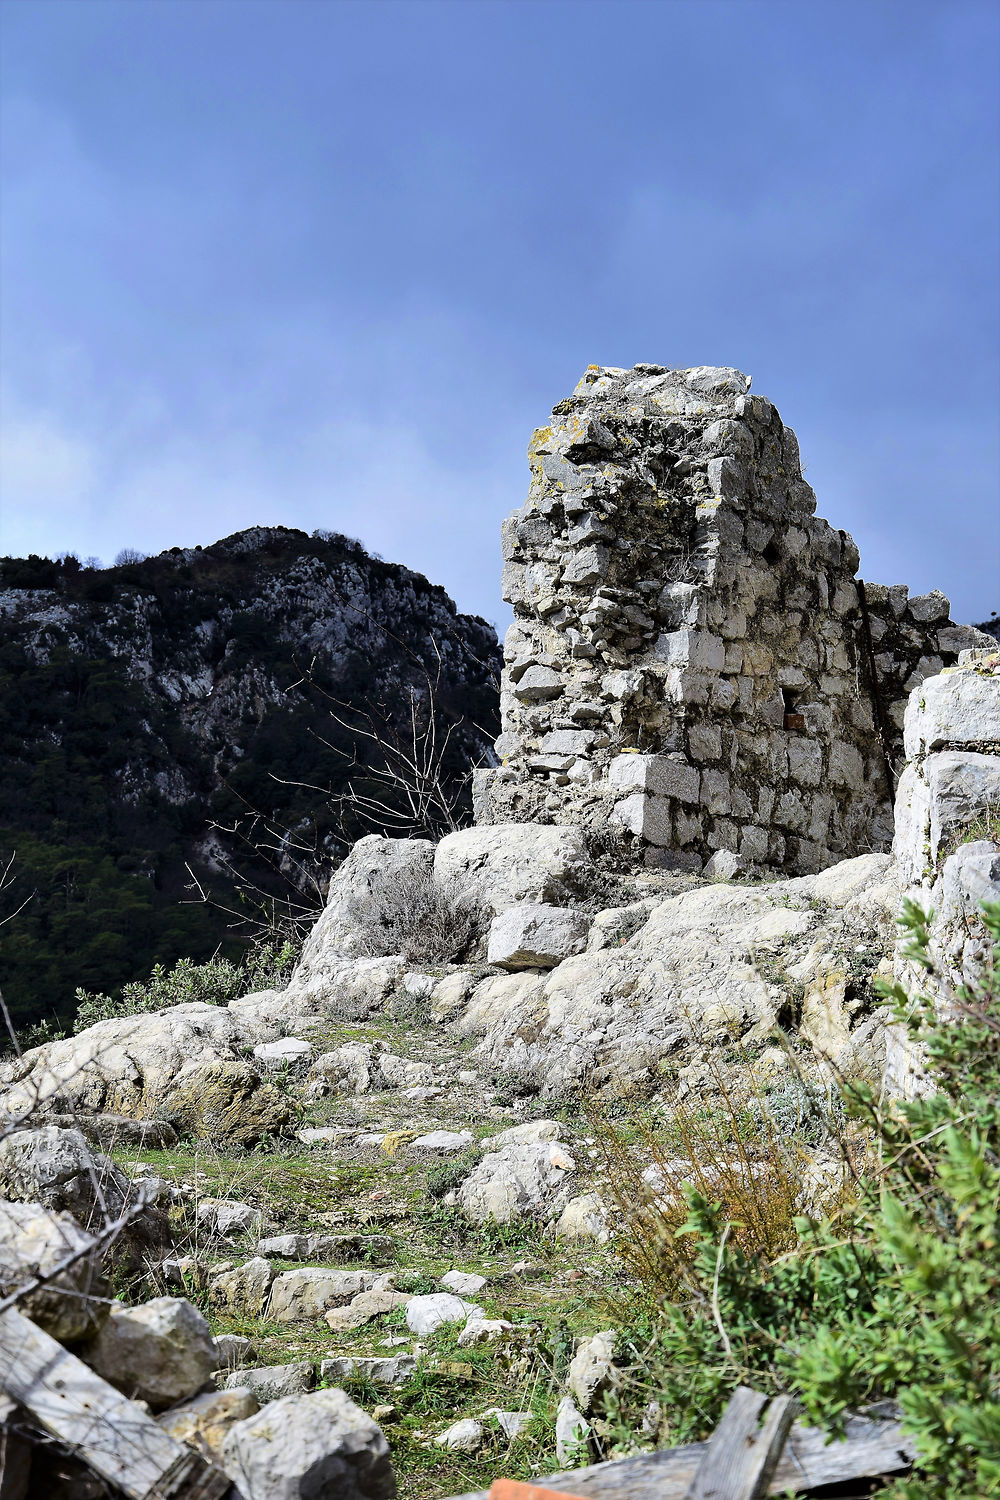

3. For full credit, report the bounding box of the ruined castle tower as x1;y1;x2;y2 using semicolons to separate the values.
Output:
474;363;991;874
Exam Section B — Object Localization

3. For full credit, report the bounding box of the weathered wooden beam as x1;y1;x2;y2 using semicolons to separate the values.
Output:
0;1308;230;1500
447;1409;915;1500
684;1388;795;1500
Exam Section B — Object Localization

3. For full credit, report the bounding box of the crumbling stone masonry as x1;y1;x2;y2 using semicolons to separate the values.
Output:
474;363;993;874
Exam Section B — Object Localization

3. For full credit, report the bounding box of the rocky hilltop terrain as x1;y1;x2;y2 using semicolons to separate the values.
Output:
0;527;499;1026
0;369;996;1499
0;644;995;1499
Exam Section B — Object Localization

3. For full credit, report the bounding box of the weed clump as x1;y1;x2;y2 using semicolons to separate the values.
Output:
343;866;484;964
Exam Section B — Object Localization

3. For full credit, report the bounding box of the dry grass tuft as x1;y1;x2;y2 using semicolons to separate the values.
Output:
588;1054;861;1301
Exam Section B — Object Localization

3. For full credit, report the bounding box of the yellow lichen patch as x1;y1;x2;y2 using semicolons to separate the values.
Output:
527;425;554;459
382;1129;423;1156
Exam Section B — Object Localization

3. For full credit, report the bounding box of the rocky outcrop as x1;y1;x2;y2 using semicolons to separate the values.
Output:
476;364;993;874
893;651;1000;888
0;1125;133;1230
84;1296;218;1410
432;823;595;913
0;1123;170;1267
221;1387;397;1500
0;1199;109;1342
292;836;436;971
0;1004;293;1145
457;1139;578;1222
157;1388;260;1467
447;852;896;1094
886;648;1000;1096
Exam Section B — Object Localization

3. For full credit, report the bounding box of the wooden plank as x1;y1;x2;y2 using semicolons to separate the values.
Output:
684;1389;795;1500
445;1409;915;1500
0;1308;230;1500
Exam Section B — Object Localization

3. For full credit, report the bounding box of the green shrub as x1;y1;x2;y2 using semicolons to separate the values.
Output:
72;940;297;1032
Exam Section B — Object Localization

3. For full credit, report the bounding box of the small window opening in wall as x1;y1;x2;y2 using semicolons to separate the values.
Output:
782;688;806;731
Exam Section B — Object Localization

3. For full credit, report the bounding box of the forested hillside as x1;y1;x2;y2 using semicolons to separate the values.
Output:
0;528;499;1028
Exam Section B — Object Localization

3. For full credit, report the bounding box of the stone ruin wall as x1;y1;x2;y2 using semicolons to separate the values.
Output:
474;363;993;875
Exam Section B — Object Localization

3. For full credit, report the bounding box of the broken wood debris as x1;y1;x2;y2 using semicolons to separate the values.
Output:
683;1387;795;1500
458;1387;916;1500
0;1307;230;1500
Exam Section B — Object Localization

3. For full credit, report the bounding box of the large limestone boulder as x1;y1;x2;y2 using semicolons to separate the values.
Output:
886;839;1000;1098
231;956;407;1040
457;1140;577;1223
253;1037;314;1072
322;1289;411;1331
256;1231;391;1263
903;659;1000;759
556;1192;611;1243
320;1354;417;1386
308;1041;382;1095
0;1199;108;1342
266;1268;377;1323
0;1124;130;1228
209;1257;276;1318
404;1293;484;1335
293;835;435;972
0;1005;292;1146
223;1362;315;1403
24;1113;178;1152
434;1417;486;1453
885;655;1000;1097
930;841;1000;983
85;1295;217;1410
433;823;594;914
894;655;1000;887
0;1123;170;1268
487;902;589;969
278;956;406;1025
196;1198;263;1241
157;1387;259;1465
221;1387;397;1499
568;1329;620;1414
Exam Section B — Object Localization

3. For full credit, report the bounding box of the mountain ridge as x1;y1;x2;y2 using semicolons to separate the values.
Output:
0;525;500;1027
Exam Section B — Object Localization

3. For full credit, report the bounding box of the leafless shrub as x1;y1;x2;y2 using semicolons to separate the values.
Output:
194;617;499;949
342;866;484;964
291;626;498;845
661;547;700;585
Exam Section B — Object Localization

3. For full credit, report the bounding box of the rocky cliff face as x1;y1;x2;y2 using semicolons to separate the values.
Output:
0;527;499;1025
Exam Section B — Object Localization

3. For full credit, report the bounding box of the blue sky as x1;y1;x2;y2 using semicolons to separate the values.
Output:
1;0;997;630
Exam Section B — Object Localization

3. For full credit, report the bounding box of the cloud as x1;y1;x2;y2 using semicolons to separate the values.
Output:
0;389;515;626
0;398;101;553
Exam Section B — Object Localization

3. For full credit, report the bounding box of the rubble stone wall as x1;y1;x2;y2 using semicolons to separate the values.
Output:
475;363;991;874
